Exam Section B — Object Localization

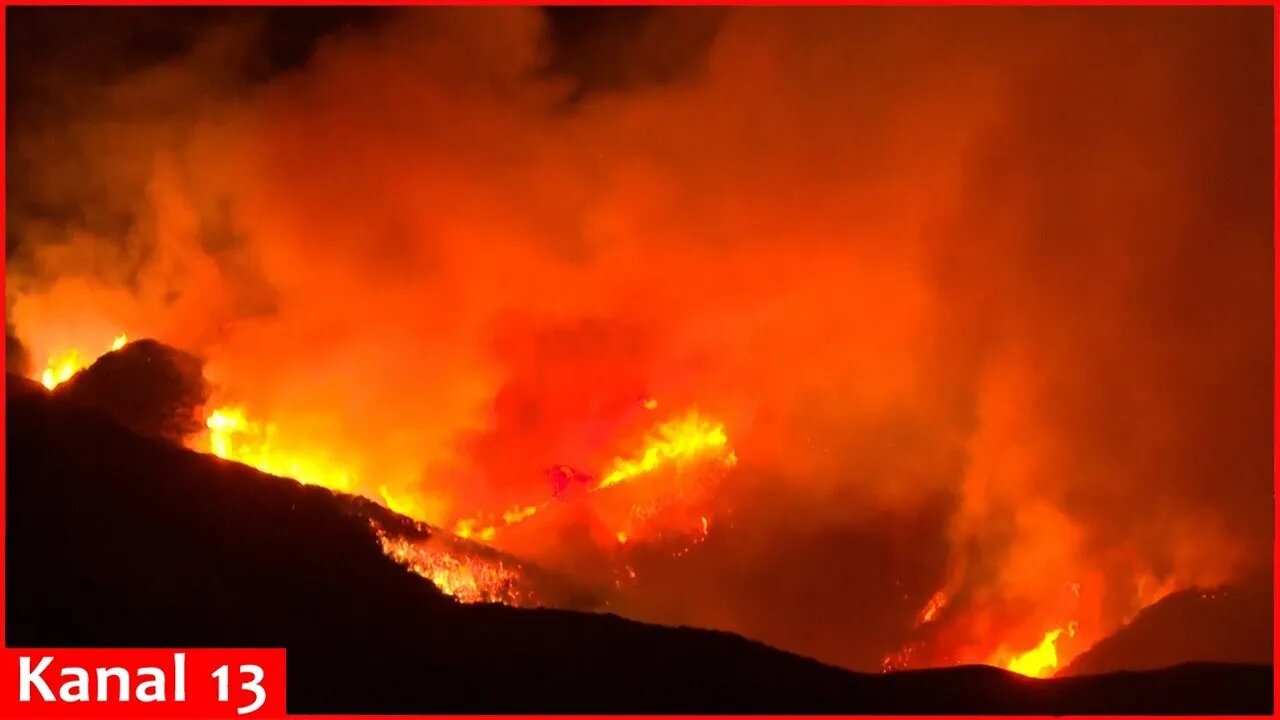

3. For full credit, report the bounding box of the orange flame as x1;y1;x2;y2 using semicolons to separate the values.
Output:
598;410;735;490
375;526;531;606
1003;627;1066;678
452;503;540;541
37;333;128;390
201;405;357;493
27;340;732;607
917;590;948;626
40;348;84;390
449;409;735;548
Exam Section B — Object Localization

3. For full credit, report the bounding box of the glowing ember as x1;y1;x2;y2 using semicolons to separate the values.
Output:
201;405;356;493
881;642;921;673
917;591;947;626
38;333;128;390
598;410;735;490
375;526;531;606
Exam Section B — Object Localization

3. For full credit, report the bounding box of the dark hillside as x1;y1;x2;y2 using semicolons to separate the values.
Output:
1061;581;1272;677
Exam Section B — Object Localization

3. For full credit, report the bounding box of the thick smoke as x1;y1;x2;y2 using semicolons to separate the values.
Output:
7;7;1271;671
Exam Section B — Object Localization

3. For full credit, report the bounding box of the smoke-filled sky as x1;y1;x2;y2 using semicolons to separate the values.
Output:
6;7;1272;672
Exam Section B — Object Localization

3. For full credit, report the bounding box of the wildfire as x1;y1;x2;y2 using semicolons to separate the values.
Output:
375;526;531;606
201;405;356;493
1004;627;1068;678
885;584;1091;677
448;409;735;549
17;331;1186;676
598;411;736;490
38;333;128;390
26;334;732;609
194;397;737;604
199;404;537;606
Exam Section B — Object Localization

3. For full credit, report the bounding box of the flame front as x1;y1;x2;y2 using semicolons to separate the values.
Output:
8;8;1267;684
196;399;736;602
202;405;357;493
15;338;1143;673
448;409;735;550
38;333;128;390
375;527;531;606
598;411;736;490
41;348;84;390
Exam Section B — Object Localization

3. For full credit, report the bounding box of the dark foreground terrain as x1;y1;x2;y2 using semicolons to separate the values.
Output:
6;376;1273;713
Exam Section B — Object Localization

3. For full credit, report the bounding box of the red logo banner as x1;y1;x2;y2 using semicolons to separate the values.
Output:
1;648;286;718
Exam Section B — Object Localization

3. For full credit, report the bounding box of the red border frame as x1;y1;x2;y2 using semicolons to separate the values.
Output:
0;2;1275;718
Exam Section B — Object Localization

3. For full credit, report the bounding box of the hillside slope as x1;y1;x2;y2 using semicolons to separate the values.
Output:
1061;581;1272;677
5;377;1271;713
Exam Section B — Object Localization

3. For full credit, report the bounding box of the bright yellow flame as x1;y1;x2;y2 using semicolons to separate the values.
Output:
598;410;735;489
41;348;84;390
37;334;128;390
201;405;356;493
1005;628;1064;678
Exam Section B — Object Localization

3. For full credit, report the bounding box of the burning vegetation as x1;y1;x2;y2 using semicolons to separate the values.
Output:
14;328;1225;677
6;6;1271;680
40;333;127;390
374;524;532;606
